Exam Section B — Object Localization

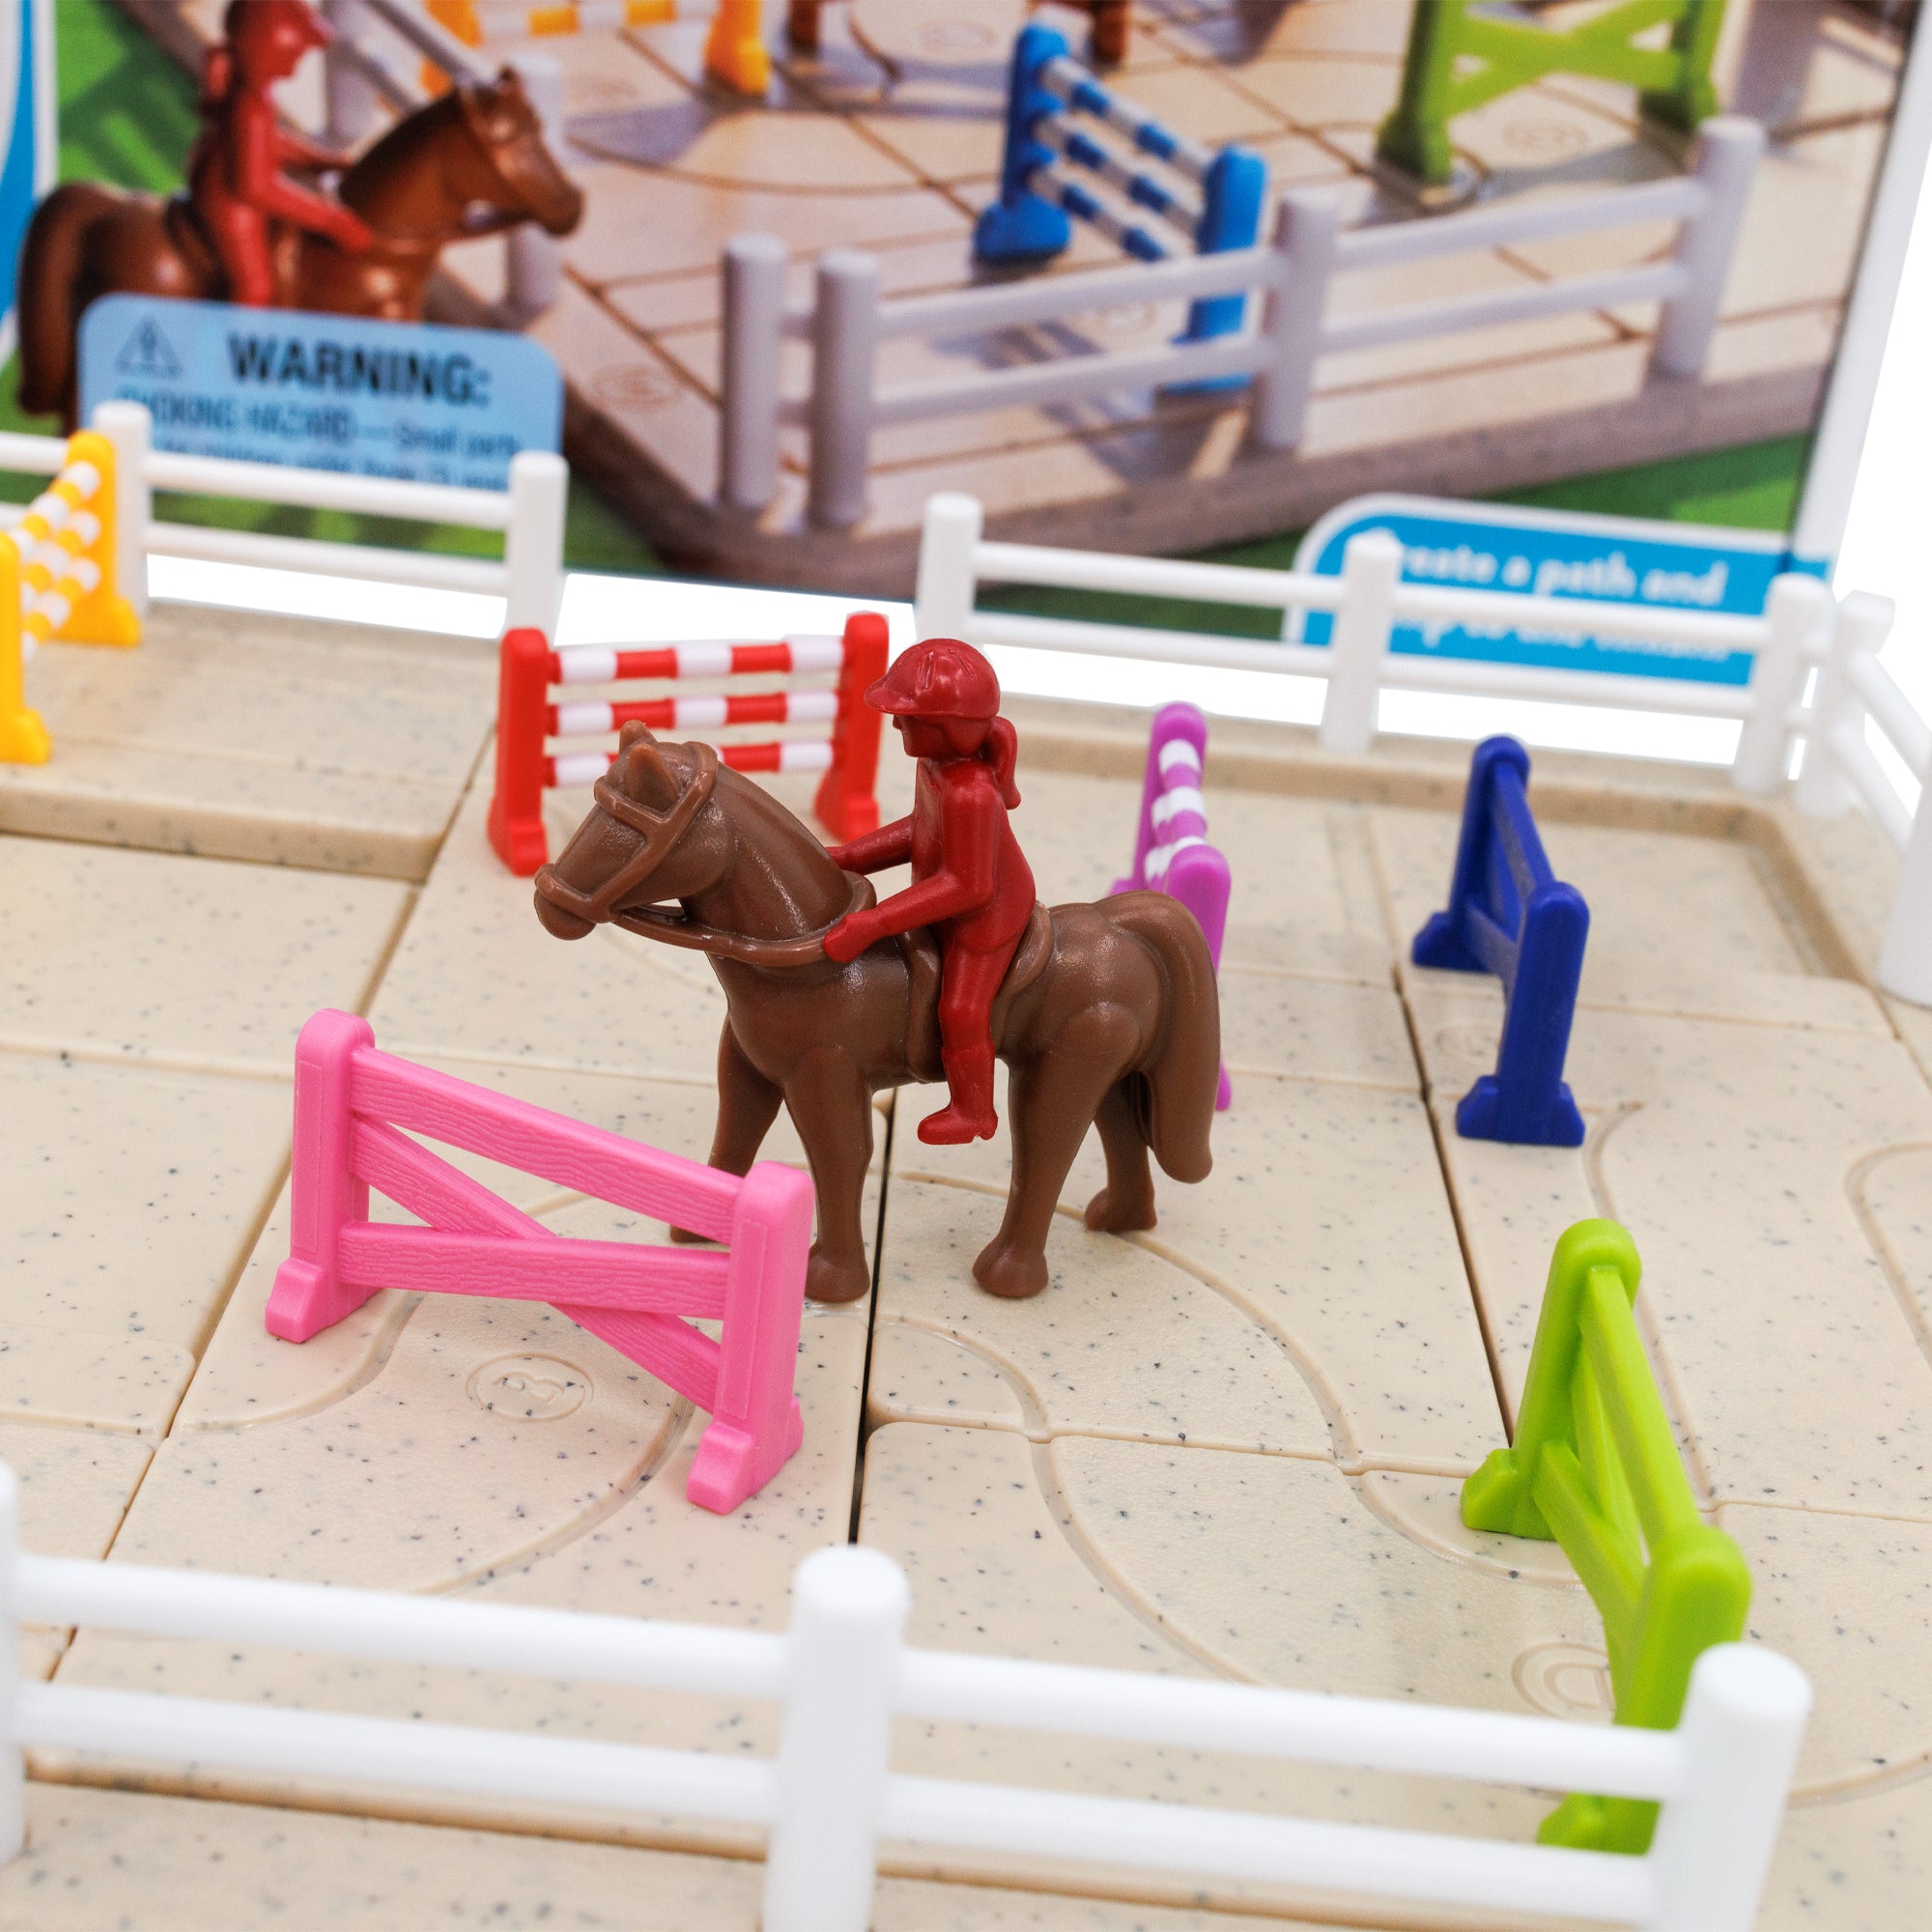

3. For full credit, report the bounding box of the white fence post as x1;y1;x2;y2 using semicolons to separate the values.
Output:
1646;1645;1809;1932
321;0;381;149
1652;117;1764;379
91;399;152;622
504;51;568;317
720;234;788;512
1732;572;1829;793
762;1546;909;1932
915;493;983;642
808;250;880;530
504;450;568;635
1251;190;1338;453
1879;788;1932;1006
1795;591;1892;817
0;1466;20;1861
1320;530;1401;754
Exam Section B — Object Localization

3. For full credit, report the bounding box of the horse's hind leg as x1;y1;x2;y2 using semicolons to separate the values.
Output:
783;1047;875;1305
1085;1077;1157;1235
672;1022;781;1245
974;1037;1122;1300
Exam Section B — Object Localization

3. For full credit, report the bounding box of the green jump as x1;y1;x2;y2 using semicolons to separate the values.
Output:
1377;0;1728;186
1463;1218;1751;1854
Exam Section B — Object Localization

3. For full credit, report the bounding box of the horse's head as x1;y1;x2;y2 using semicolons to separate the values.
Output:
533;724;726;940
452;70;585;239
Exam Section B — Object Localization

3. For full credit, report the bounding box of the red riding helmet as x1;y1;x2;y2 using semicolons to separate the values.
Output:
226;0;331;72
867;639;1000;721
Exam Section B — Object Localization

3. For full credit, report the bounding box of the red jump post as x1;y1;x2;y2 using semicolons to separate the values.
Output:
488;611;890;875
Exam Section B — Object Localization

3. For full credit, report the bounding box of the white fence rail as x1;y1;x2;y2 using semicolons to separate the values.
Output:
0;404;567;634
721;118;1763;526
318;0;569;315
917;491;1932;1007
0;1467;1806;1930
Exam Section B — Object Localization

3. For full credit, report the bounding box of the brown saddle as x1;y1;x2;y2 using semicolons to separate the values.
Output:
162;195;224;294
897;904;1054;1085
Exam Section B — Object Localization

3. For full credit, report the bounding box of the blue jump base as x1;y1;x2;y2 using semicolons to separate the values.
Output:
1412;736;1589;1149
974;24;1266;363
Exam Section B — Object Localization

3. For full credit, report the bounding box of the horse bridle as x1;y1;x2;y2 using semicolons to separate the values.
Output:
458;82;574;231
535;739;874;968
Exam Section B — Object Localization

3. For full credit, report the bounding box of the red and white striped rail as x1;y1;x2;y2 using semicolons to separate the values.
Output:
488;612;890;874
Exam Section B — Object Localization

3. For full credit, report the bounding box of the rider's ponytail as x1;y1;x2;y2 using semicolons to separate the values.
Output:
983;715;1021;810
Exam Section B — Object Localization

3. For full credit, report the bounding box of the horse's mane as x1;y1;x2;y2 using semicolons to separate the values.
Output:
339;86;469;207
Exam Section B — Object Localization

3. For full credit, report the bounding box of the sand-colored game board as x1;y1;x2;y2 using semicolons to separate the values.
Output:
128;0;1901;587
6;641;1930;1924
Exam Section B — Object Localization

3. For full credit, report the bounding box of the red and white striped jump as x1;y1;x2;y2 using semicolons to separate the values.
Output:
488;614;890;876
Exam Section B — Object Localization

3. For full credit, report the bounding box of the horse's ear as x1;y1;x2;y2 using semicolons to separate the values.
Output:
620;733;681;812
618;720;658;753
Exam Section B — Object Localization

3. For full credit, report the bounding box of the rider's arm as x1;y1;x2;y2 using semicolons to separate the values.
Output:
274;126;352;171
833;771;998;946
825;815;913;875
234;100;372;248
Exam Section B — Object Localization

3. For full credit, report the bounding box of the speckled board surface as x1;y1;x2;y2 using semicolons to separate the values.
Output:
5;674;1930;1928
0;603;497;878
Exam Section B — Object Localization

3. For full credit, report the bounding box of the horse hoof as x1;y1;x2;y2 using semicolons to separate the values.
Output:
806;1248;870;1305
1083;1187;1157;1235
972;1240;1048;1300
668;1225;709;1246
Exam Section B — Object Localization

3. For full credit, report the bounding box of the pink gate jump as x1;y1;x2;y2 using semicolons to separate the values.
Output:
267;1009;814;1514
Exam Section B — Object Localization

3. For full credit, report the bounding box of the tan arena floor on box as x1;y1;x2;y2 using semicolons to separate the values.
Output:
130;0;1898;588
6;680;1932;1926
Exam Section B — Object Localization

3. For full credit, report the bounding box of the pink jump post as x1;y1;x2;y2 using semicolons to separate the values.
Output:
267;1010;814;1514
1114;703;1232;1110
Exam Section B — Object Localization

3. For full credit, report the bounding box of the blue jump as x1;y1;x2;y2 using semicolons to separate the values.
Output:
1412;737;1589;1149
974;24;1267;348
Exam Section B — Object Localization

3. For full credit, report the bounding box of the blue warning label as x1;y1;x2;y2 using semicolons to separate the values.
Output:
79;295;562;489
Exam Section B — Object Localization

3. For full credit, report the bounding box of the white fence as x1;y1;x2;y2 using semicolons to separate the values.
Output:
916;492;1932;1008
720;118;1763;526
0;403;567;635
0;1467;1806;1930
316;0;569;314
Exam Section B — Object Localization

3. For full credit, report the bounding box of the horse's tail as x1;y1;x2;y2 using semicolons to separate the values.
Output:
15;185;114;422
1102;891;1220;1183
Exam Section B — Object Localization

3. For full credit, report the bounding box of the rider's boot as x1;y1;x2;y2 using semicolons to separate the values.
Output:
919;1044;999;1145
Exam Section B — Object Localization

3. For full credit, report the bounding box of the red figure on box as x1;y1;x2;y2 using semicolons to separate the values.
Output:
188;0;374;307
823;640;1037;1146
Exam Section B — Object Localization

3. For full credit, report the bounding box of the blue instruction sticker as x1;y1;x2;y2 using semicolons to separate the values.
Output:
0;0;56;364
1293;495;1802;687
79;295;562;490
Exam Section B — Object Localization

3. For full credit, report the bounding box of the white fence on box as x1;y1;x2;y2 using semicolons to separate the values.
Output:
0;1468;1805;1931
916;492;1932;1008
0;402;567;635
720;118;1763;527
317;0;568;314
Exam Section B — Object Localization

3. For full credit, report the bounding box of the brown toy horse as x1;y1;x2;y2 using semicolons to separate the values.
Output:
532;725;1220;1305
17;71;583;426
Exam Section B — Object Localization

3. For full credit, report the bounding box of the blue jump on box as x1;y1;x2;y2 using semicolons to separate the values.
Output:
1412;737;1588;1148
974;24;1267;350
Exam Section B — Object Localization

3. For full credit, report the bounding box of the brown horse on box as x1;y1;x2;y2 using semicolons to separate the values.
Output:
532;726;1220;1305
17;71;583;426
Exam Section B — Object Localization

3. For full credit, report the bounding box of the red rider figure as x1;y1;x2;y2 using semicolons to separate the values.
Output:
188;0;374;307
822;640;1036;1146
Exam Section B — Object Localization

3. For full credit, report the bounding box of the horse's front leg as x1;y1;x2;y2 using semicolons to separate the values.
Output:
782;1047;874;1305
671;1021;781;1246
